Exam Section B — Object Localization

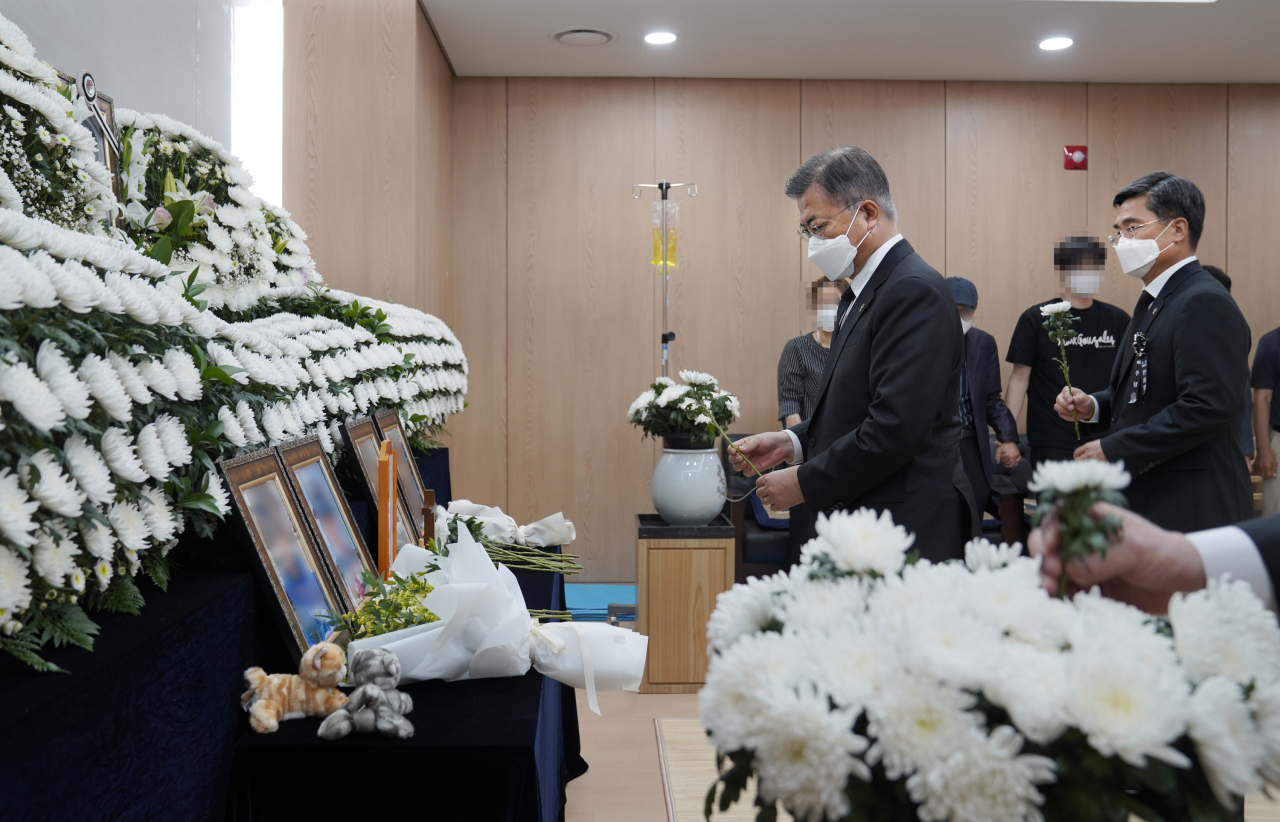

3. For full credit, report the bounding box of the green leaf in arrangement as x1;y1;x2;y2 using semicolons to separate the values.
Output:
0;624;68;674
34;602;101;651
147;235;173;264
84;575;145;616
142;552;171;593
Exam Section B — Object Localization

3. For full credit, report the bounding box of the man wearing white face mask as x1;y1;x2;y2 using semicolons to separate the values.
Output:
729;147;976;560
1005;237;1130;468
1055;172;1253;533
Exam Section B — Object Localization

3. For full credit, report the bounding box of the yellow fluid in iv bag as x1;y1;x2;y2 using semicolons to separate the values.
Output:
651;227;678;267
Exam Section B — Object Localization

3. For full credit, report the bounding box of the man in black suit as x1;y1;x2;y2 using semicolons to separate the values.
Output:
728;147;975;561
947;277;1020;519
1055;172;1253;533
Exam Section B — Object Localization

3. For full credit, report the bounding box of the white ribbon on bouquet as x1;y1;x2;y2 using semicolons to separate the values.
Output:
437;500;577;549
348;525;646;714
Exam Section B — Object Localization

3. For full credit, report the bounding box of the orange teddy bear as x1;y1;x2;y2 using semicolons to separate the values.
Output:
242;641;349;733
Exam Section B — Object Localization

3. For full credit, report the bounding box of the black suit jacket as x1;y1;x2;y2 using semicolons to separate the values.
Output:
1239;515;1280;592
965;327;1020;486
1092;262;1253;532
790;239;976;561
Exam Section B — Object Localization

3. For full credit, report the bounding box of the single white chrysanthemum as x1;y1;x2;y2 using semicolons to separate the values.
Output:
1170;576;1280;687
235;400;265;445
802;508;914;577
752;684;869;822
217;405;247;447
162;348;203;402
205;472;231;516
135;424;172;481
706;571;789;654
260;404;286;443
810;620;895;711
99;428;150;483
36;339;92;420
1040;300;1073;316
865;671;985;778
899;600;1004;691
655;384;691;407
139;487;177;543
964;537;1023;571
627;389;655;420
906;725;1056;822
699;631;814;753
983;644;1072;745
153;414;193;467
0;467;39;549
63;435;116;506
69;568;86;593
107;501;151;553
137;358;179;401
1028;460;1130;494
80;517;117;560
0;549;33;612
1189;676;1265;808
22;450;86;517
678;370;718;388
77;353;133;422
106;351;153;404
93;559;113;591
33;526;81;587
0;360;66;431
776;575;868;633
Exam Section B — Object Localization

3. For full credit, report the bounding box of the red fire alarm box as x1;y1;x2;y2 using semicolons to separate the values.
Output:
1064;146;1088;170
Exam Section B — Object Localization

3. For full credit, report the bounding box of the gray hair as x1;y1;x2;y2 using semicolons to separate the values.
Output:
785;147;897;223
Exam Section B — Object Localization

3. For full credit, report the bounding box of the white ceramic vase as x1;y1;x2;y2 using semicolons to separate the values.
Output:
651;439;727;527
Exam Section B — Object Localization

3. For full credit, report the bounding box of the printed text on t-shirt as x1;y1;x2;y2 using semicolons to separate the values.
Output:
1062;331;1116;349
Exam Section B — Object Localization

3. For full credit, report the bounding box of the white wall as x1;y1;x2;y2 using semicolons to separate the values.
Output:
0;0;234;147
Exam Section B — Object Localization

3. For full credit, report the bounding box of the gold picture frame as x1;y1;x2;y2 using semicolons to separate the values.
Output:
372;408;430;535
339;416;419;549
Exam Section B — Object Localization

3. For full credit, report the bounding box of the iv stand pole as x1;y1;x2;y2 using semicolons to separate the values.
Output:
631;180;697;376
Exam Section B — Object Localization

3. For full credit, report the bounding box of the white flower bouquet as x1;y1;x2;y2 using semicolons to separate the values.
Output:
628;370;741;446
1041;300;1082;439
701;507;1280;822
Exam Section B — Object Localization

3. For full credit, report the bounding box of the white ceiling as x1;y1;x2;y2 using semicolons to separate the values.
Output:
420;0;1280;83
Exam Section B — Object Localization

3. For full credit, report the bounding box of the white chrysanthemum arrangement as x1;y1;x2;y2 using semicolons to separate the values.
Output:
700;508;1280;822
628;370;741;445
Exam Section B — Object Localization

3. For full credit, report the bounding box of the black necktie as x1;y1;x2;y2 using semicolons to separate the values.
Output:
834;286;857;334
1132;291;1155;324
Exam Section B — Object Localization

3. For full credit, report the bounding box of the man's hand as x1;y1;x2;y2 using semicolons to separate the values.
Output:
1256;446;1278;479
995;441;1021;468
1073;439;1107;461
756;466;804;510
727;431;795;475
1055;387;1095;424
1028;502;1207;614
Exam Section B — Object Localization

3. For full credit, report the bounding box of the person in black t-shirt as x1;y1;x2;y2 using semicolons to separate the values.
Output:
1004;237;1131;467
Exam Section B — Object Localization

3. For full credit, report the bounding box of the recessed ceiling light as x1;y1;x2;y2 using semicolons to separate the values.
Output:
552;29;614;47
1039;37;1073;50
644;32;677;45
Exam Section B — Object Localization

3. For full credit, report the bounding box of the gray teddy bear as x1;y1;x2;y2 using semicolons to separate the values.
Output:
317;647;414;740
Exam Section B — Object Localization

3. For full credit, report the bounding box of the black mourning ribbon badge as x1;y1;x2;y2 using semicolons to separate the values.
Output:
1128;332;1149;404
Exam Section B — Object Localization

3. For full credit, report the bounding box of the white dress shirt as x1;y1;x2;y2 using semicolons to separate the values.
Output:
1188;527;1277;611
784;234;904;464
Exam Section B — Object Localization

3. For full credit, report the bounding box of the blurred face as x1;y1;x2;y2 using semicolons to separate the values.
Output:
956;305;975;324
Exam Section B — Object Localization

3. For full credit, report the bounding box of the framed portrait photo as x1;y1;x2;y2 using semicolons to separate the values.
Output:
220;449;346;659
56;71;122;210
277;435;374;612
373;408;430;534
339;416;419;549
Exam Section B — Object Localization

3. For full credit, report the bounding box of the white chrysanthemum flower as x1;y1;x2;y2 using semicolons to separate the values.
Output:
234;400;265;445
33;526;80;587
706;571;789;654
802;508;914;577
1248;681;1280;783
1189;676;1265;808
1028;459;1130;493
63;435;116;506
137;358;179;401
655;384;691;407
315;423;336;454
69;568;86;593
36;340;92;421
752;684;869;822
678;370;718;388
654;376;675;387
964;537;1024;571
207;342;250;385
153;414;193;467
139;487;178;543
866;672;985;779
0;468;39;549
206;472;231;516
777;575;869;633
135;424;172;480
900;601;1003;691
983;644;1071;745
94;559;113;590
162;348;203;401
108;501;151;553
0;549;33;612
77;353;133;421
106;352;153;404
81;517;117;561
964;558;1069;648
22;450;86;517
336;390;357;415
99;428;150;483
1170;576;1280;687
0;360;66;431
811;621;895;711
217;405;247;447
699;631;814;753
906;725;1056;822
1040;300;1073;316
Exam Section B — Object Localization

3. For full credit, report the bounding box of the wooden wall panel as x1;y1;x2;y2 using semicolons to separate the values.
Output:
656;79;801;435
800;81;947;274
414;6;453;323
1086;84;1228;316
946;82;1089;424
507;78;658;582
1228;85;1280;358
447;78;508;508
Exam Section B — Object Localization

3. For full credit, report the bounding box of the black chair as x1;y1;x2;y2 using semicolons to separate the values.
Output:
720;434;793;584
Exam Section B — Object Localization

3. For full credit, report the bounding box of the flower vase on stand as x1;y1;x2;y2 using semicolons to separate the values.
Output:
651;433;727;527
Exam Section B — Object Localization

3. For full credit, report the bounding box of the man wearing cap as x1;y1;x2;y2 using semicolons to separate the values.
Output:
948;278;1020;520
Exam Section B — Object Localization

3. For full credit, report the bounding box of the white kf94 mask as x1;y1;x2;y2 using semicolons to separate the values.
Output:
807;201;870;282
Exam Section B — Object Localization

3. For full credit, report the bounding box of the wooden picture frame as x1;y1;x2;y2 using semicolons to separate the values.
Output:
339;416;419;549
372;408;430;536
276;435;375;613
220;449;345;659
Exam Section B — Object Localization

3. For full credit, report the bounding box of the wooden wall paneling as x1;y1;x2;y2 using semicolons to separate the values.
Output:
447;77;509;508
800;81;947;273
283;0;418;305
1228;85;1280;357
1086;84;1228;318
414;6;453;323
946;82;1089;428
655;79;801;435
507;78;658;582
